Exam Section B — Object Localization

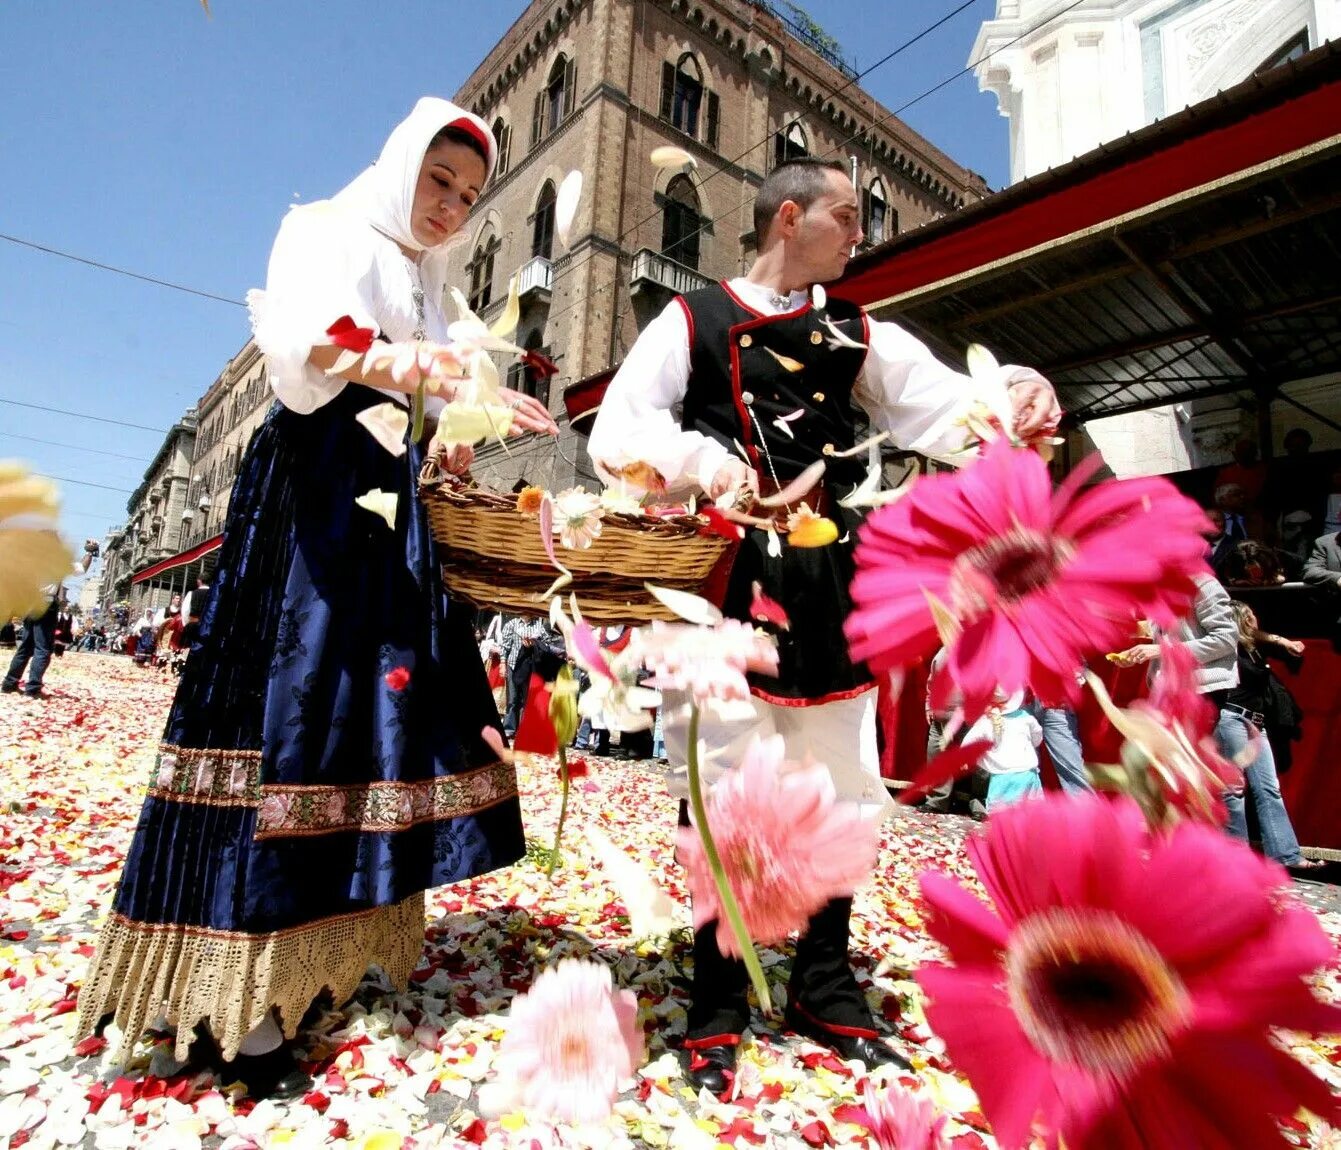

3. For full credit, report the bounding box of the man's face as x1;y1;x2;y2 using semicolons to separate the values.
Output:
1206;508;1225;537
793;170;864;283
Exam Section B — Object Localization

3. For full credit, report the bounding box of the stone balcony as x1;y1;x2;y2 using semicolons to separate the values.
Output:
629;248;712;298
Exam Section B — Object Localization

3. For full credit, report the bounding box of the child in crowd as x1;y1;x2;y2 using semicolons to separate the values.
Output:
963;691;1044;812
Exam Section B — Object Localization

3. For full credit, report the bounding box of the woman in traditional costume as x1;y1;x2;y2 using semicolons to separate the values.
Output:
76;98;555;1097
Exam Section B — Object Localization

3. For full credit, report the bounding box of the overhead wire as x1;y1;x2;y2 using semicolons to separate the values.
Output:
538;0;1089;337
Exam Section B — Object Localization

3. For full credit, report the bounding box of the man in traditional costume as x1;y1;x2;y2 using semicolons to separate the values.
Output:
589;157;1059;1091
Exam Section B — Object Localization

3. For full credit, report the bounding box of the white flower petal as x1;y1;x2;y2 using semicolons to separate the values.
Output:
354;402;410;457
645;584;723;625
555;170;584;250
354;488;399;530
649;145;697;170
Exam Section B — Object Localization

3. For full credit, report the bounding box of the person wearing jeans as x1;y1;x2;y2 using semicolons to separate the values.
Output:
1215;709;1310;865
2;594;59;699
1028;702;1092;793
1118;572;1311;867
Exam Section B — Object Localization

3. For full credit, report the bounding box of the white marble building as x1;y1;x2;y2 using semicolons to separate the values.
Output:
971;0;1341;476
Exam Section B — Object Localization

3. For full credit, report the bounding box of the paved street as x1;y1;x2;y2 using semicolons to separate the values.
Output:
2;655;1340;1149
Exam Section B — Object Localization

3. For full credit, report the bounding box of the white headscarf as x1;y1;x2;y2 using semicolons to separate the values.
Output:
330;97;497;257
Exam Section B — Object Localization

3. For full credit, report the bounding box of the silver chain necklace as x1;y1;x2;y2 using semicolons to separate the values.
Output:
405;256;426;340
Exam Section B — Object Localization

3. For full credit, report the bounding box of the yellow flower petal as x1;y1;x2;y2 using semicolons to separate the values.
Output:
786;515;839;548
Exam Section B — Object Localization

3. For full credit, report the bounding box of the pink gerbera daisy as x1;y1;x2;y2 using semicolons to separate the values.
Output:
916;794;1341;1150
482;959;644;1125
677;735;881;956
845;439;1211;720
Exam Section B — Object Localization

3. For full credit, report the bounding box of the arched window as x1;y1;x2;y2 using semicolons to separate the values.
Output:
863;179;888;246
491;117;511;179
774;121;808;167
659;53;720;149
661;174;703;271
468;233;500;311
533;54;577;147
532;181;556;260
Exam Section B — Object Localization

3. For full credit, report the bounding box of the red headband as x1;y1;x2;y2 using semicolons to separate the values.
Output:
447;117;494;165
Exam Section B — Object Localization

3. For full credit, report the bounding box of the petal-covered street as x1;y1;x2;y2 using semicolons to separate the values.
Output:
3;655;1341;1149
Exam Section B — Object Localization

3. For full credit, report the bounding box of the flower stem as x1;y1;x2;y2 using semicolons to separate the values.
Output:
547;745;570;879
685;704;774;1015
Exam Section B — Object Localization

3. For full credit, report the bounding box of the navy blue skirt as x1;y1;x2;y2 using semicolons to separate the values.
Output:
79;385;523;1058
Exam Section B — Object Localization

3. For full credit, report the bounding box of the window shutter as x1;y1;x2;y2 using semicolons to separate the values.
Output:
563;56;577;117
888;208;899;237
706;90;720;149
660;62;675;120
531;91;544;147
497;125;510;175
861;187;871;236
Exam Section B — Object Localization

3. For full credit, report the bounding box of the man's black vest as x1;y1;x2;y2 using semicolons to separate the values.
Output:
676;282;873;703
678;283;869;491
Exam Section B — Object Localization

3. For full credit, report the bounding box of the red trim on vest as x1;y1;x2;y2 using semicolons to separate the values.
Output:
789;999;879;1040
675;294;696;350
683;1032;742;1051
750;681;876;708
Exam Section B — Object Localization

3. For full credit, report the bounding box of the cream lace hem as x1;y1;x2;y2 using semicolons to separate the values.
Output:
75;893;425;1063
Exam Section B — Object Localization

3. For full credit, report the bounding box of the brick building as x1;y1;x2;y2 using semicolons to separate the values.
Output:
444;0;991;489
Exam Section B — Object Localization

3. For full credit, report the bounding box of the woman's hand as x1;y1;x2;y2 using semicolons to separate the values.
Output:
498;387;560;437
428;437;475;477
707;456;758;502
1111;643;1160;668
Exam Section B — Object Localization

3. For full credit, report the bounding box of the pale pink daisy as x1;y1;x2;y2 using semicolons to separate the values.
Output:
633;618;778;705
855;1081;948;1150
483;959;643;1124
846;438;1210;720
916;793;1341;1150
677;735;880;956
550;487;605;550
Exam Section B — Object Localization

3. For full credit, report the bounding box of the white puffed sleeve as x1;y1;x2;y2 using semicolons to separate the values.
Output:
851;319;983;462
246;204;382;414
588;302;733;495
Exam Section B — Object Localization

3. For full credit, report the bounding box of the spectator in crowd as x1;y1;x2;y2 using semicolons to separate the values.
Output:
1116;574;1315;869
3;544;94;698
1205;507;1237;578
1265;428;1325;531
1030;695;1093;794
0;618;16;650
1279;510;1317;574
1303;530;1341;628
961;691;1044;813
921;648;956;815
499;615;547;737
1223;540;1288;587
1215;438;1268;507
1228;601;1308;778
1325;464;1341;538
1214;482;1263;545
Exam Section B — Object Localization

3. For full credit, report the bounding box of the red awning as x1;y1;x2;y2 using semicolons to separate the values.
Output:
834;48;1341;310
131;534;223;585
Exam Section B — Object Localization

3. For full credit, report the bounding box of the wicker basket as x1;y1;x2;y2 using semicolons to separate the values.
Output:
419;460;735;624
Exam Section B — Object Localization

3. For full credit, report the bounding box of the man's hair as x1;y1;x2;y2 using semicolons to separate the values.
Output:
753;157;849;245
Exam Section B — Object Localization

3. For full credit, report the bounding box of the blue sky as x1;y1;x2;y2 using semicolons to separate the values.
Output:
0;0;1006;558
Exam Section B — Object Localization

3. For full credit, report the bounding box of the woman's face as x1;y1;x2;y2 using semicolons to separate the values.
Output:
1244;607;1258;632
410;138;486;248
